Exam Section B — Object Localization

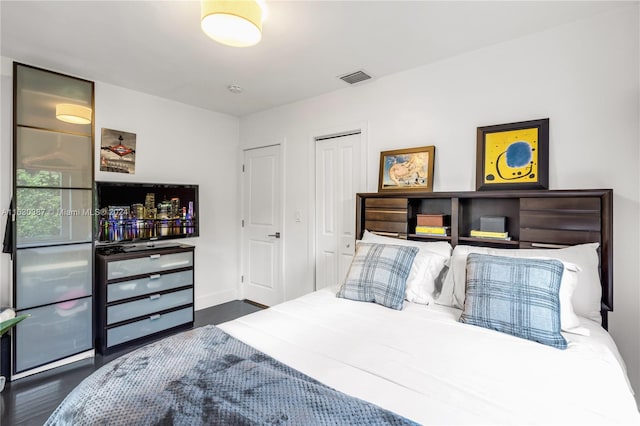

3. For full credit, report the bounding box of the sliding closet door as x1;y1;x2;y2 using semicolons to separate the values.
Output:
12;63;94;376
315;132;364;290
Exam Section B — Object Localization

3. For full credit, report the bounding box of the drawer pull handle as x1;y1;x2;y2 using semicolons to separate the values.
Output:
149;294;161;301
150;254;161;259
149;274;161;280
150;314;161;321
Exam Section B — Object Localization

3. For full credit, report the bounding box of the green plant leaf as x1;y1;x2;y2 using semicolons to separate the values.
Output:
0;314;29;336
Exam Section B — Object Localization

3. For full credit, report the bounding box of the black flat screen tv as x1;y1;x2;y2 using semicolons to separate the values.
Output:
95;181;199;245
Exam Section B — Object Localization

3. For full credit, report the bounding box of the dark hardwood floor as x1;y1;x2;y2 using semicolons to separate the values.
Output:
0;300;263;426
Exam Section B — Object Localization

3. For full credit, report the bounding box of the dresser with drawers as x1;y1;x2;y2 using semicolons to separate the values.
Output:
95;244;195;354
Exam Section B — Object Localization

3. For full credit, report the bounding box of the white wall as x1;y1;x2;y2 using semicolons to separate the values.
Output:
0;57;241;311
240;5;640;402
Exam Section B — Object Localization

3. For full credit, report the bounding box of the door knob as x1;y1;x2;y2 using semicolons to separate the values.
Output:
268;232;281;238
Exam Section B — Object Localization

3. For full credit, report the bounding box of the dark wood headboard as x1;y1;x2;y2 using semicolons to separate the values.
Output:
355;189;613;327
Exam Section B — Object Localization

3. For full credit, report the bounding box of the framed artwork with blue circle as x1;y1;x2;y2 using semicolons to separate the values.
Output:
475;118;549;191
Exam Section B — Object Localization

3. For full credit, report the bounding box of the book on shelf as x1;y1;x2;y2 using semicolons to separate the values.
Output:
417;214;450;227
470;229;510;240
415;226;449;235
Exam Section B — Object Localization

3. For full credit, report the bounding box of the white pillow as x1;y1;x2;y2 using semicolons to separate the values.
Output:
557;262;589;335
361;230;451;304
435;245;584;334
436;243;602;324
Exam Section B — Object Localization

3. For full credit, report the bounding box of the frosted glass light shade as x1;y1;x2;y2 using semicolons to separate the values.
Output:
56;104;92;124
201;0;263;47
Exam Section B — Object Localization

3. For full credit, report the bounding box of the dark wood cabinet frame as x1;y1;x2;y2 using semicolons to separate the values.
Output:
355;189;613;328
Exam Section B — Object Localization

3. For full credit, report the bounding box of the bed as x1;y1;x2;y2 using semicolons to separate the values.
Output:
44;283;639;425
45;189;640;425
221;285;639;424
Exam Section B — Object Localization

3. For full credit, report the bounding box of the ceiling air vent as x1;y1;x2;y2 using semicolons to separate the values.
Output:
338;70;372;85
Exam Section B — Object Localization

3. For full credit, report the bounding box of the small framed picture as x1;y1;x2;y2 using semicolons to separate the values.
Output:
378;145;435;192
100;128;137;174
476;118;549;191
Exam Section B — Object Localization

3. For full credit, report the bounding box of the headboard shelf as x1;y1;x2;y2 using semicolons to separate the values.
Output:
356;188;613;327
457;236;520;246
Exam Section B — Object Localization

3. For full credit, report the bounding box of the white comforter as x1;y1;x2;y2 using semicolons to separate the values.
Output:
218;287;639;425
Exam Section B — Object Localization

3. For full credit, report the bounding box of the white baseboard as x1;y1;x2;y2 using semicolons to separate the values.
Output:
195;288;238;310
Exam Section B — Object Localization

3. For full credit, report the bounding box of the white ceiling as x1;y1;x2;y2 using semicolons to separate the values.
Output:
0;1;627;117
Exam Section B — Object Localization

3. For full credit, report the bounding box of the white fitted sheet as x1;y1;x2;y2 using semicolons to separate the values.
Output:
218;287;640;425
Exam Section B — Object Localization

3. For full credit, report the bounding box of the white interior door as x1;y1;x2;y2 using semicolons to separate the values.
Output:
315;132;363;290
242;145;282;306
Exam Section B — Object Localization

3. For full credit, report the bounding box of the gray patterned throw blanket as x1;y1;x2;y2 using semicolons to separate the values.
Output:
46;325;418;425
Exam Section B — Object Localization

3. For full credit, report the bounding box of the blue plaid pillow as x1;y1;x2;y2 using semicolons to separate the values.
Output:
337;243;418;310
459;253;567;349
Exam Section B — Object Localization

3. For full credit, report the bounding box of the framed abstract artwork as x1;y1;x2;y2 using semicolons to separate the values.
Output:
378;145;435;192
476;118;549;191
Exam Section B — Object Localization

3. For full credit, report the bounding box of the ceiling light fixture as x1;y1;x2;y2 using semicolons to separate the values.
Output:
55;103;92;124
227;84;243;94
201;0;266;47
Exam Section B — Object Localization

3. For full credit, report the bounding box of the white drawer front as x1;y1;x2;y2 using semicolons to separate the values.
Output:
107;270;193;302
15;297;93;373
16;243;93;309
107;307;193;348
107;251;193;280
107;289;193;325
